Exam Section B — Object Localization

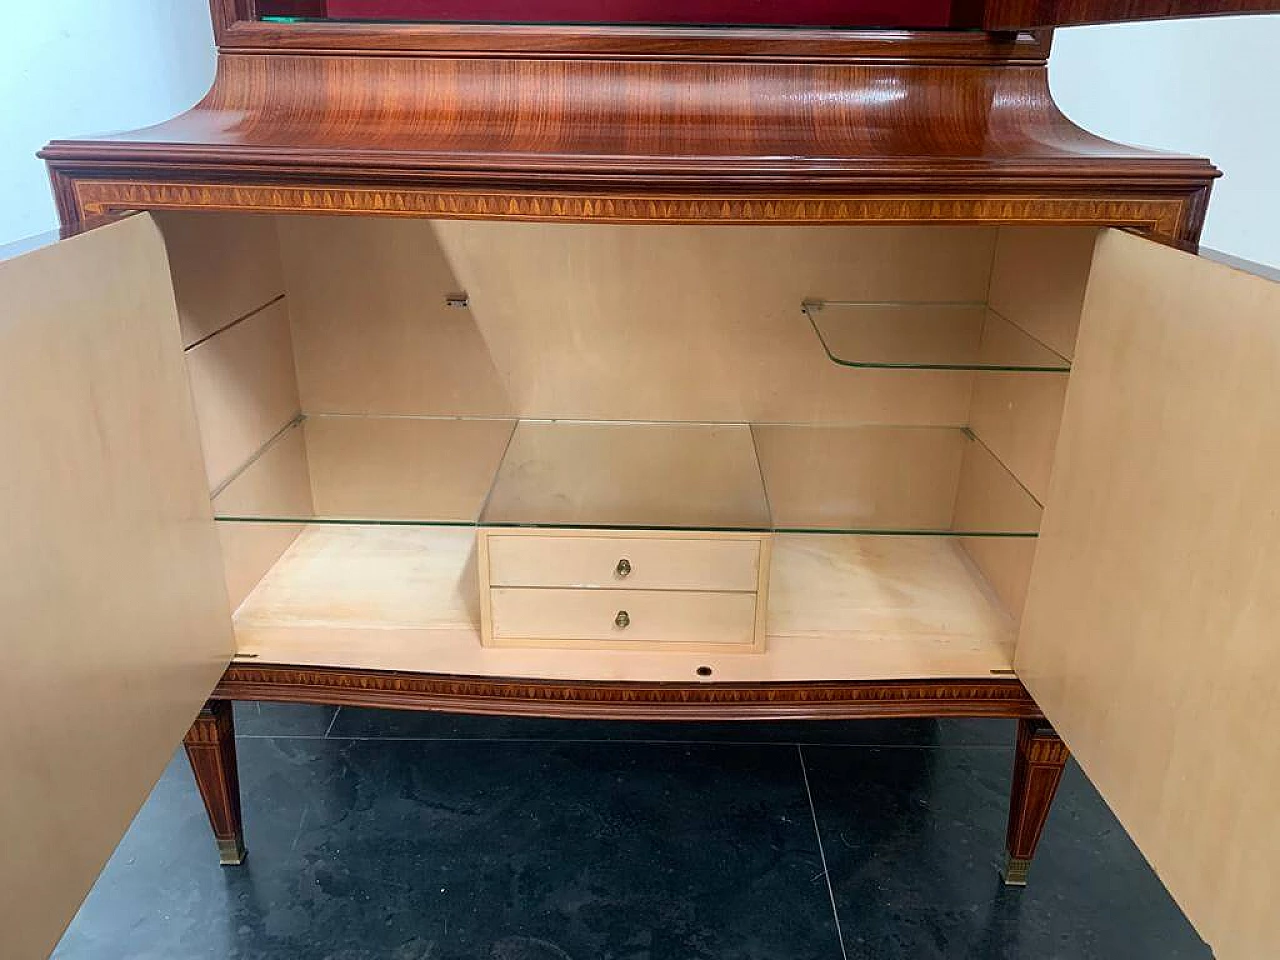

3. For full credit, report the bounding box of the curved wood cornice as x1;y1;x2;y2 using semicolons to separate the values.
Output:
42;32;1218;241
215;663;1042;720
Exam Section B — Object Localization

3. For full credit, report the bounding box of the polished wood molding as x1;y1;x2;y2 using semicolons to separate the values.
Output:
215;663;1043;720
182;700;247;865
211;0;1049;60
212;23;1046;61
41;10;1218;248
41;36;1218;242
1002;718;1070;884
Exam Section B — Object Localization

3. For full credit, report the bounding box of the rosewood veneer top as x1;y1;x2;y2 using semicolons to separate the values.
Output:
41;31;1217;199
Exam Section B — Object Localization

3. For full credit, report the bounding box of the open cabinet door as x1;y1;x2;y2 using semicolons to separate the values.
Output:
1016;230;1280;959
0;217;233;960
982;0;1280;29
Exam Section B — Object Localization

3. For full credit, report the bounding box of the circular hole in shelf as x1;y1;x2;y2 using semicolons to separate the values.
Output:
696;666;713;678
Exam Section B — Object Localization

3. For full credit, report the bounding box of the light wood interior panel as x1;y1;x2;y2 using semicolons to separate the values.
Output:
0;217;232;960
185;299;301;491
966;372;1068;504
235;525;482;631
220;522;307;614
277;218;993;424
954;538;1038;625
754;425;965;531
1018;231;1280;960
767;534;1014;645
212;424;313;519
212;428;314;610
987;226;1097;360
163;211;306;613
234;526;1014;680
953;225;1090;623
950;440;1043;536
950;437;1043;619
155;212;284;348
277;216;514;417
304;416;515;522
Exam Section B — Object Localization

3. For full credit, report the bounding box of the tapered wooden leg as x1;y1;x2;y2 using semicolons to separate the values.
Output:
1002;718;1069;885
183;699;246;865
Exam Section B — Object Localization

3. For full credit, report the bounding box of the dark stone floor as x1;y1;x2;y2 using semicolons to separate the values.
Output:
53;705;1208;960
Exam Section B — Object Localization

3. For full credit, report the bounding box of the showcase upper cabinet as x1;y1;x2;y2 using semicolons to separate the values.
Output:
3;212;1278;958
980;0;1280;28
246;0;1280;29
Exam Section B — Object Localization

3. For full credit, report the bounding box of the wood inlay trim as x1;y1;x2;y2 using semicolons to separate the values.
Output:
70;180;1188;238
216;663;1042;720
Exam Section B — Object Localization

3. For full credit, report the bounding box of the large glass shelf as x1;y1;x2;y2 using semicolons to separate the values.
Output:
213;415;516;526
213;415;1041;536
754;424;1041;536
804;300;1071;372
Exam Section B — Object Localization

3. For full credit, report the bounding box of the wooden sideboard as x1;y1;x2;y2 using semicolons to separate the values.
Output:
3;2;1280;957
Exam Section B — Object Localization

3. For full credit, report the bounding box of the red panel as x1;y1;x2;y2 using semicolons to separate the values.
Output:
292;0;956;28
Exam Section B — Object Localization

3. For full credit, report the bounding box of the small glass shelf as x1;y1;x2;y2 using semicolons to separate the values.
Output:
481;420;770;531
804;300;1071;373
214;415;1040;537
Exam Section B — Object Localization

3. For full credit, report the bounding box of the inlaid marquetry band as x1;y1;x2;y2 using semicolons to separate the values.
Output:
72;179;1187;239
216;663;1042;721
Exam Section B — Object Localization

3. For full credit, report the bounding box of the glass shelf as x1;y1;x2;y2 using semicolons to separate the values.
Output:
213;416;1041;537
755;424;1040;536
481;420;770;531
804;300;1071;372
213;416;517;527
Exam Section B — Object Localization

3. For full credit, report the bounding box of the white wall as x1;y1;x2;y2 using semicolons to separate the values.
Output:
0;6;1276;266
0;1;215;245
1051;15;1280;268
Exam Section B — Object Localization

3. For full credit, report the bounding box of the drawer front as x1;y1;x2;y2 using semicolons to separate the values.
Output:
486;534;761;591
490;588;758;646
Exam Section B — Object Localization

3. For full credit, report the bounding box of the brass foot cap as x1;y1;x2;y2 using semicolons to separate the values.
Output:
217;837;247;866
1002;854;1030;886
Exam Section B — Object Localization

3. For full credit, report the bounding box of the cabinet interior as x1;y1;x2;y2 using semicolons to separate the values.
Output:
160;212;1097;681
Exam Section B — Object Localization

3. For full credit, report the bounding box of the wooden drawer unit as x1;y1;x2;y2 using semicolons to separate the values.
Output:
478;530;771;651
490;587;760;649
485;531;764;591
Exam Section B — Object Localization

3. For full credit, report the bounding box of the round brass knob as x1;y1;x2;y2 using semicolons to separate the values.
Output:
615;610;630;629
615;558;632;578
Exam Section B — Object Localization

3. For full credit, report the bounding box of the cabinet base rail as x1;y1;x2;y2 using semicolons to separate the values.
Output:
188;666;1067;883
212;664;1043;719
